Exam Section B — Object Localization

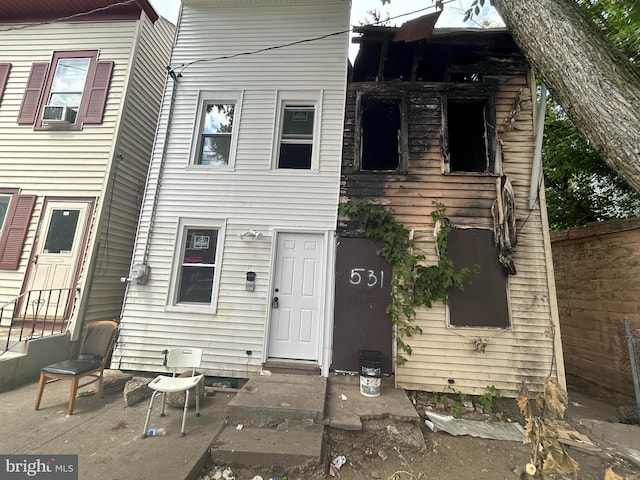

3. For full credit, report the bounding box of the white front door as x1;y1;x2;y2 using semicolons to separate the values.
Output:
22;201;91;318
268;232;324;361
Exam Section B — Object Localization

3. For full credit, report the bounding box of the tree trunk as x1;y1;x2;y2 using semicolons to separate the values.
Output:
490;0;640;193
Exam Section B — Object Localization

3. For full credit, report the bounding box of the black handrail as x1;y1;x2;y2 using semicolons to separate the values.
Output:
1;288;79;353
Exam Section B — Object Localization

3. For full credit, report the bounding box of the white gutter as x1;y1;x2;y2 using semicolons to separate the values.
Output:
529;82;547;210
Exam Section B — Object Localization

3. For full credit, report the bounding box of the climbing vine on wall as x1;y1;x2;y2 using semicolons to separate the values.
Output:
338;199;471;364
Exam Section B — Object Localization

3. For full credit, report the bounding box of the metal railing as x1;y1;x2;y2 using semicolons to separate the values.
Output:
1;288;78;354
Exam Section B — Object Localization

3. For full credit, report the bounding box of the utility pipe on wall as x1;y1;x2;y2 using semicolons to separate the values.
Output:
529;82;547;210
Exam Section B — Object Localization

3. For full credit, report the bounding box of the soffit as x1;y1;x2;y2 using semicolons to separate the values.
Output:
1;0;158;23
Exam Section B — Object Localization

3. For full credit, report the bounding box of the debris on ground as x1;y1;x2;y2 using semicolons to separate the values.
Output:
424;410;525;441
329;455;346;476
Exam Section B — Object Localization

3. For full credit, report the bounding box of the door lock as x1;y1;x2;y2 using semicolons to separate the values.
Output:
272;296;279;308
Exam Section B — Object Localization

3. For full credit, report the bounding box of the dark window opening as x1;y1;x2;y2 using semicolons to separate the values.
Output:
278;105;314;169
43;209;80;254
447;228;510;328
177;228;218;304
447;99;491;173
361;100;401;171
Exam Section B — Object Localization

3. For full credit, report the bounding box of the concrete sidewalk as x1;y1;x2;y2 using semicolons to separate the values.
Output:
1;374;638;480
0;378;233;480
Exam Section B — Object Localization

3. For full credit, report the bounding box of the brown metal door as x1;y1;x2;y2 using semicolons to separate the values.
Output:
332;237;393;373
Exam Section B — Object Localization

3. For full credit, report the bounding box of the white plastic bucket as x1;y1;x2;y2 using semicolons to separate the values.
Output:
359;375;381;397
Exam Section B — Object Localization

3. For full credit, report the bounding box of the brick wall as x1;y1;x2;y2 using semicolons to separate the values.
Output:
551;218;640;398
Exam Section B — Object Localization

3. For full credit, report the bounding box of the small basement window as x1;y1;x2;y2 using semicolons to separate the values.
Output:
359;97;407;171
446;227;510;328
445;98;494;173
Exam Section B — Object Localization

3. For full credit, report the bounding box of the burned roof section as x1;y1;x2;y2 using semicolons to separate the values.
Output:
351;19;528;83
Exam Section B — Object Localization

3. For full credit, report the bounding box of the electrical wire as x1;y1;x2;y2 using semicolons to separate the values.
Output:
0;0;136;32
171;2;459;75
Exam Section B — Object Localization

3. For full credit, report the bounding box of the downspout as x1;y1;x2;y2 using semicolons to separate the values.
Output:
529;82;547;210
142;71;179;265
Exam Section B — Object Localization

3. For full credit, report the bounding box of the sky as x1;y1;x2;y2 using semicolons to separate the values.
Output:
147;0;503;60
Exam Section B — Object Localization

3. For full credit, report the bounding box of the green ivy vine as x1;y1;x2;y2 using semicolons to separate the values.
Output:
338;199;471;365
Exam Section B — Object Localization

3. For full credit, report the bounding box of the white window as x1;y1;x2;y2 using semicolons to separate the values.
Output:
0;194;10;235
49;58;90;112
273;90;322;170
168;218;226;313
191;91;242;168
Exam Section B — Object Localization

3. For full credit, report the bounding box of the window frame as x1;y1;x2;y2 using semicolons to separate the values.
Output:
442;93;497;174
38;51;97;130
355;92;409;173
189;90;243;169
166;218;226;314
17;50;113;130
272;90;322;171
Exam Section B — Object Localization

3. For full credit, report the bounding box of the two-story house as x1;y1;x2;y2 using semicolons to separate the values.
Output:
113;0;351;378
334;16;565;397
0;0;174;389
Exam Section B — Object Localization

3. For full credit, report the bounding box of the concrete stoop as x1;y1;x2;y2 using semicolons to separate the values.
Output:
214;421;324;467
212;374;328;467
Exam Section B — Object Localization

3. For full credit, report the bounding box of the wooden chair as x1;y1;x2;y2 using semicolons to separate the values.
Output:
34;320;119;415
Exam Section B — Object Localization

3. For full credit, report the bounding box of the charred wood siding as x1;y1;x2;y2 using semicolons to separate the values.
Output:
340;78;528;230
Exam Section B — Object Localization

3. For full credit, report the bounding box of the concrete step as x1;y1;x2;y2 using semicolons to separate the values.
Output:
212;420;324;467
226;373;327;427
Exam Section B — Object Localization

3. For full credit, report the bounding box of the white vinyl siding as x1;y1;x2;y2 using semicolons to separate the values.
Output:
116;0;350;376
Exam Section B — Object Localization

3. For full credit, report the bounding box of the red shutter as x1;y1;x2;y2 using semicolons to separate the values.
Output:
83;60;113;124
17;63;49;125
0;194;37;270
0;63;11;107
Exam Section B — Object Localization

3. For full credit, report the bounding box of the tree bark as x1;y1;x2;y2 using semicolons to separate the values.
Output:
490;0;640;193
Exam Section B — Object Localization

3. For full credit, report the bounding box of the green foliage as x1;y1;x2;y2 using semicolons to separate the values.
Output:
543;98;640;230
541;0;640;230
577;0;640;66
477;385;501;413
338;199;470;364
432;392;463;417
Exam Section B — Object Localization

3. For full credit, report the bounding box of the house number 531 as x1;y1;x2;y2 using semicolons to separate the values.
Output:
349;268;384;288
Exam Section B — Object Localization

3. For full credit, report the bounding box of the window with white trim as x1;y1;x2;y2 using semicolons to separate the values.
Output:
191;91;242;167
273;91;321;170
169;219;226;311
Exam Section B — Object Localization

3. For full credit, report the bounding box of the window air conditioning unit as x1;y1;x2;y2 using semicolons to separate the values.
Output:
42;105;76;124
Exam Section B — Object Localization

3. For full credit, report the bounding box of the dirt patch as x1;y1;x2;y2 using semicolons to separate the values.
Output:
199;390;640;480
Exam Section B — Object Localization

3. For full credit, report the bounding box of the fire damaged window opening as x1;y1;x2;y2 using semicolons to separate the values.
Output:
357;94;408;172
444;97;496;174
